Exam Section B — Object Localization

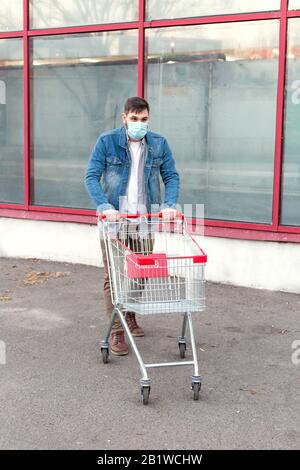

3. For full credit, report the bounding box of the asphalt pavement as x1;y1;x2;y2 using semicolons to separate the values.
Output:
0;257;300;450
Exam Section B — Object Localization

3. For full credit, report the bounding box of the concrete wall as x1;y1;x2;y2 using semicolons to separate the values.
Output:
0;217;99;267
1;216;300;294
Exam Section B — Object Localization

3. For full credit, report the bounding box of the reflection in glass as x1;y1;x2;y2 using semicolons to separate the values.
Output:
289;0;300;10
0;0;23;32
0;39;23;204
281;19;300;226
147;0;280;20
146;21;279;223
31;31;138;208
30;0;138;29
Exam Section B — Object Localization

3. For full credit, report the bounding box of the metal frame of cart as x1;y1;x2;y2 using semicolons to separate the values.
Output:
99;213;207;404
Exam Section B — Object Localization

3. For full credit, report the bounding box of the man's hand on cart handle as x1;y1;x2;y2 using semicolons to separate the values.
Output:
161;207;181;221
102;209;121;221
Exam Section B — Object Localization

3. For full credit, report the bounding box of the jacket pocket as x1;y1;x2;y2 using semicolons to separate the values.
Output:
151;157;163;168
106;155;123;166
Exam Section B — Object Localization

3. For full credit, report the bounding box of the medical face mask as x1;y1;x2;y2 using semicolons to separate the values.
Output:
126;121;148;140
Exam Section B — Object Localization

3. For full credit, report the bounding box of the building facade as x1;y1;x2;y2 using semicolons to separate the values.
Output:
1;1;300;292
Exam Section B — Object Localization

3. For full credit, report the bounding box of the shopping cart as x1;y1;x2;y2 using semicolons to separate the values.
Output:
99;212;207;404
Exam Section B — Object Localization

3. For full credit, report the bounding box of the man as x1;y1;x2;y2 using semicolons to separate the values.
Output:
85;96;180;356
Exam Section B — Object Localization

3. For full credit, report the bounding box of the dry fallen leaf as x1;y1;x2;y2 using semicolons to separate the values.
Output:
0;290;12;301
53;271;71;278
23;271;50;285
23;271;71;285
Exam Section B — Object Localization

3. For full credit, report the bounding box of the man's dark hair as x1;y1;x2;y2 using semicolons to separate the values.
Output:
124;96;150;114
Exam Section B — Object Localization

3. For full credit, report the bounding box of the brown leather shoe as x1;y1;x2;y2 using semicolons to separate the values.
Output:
125;313;144;337
109;331;129;356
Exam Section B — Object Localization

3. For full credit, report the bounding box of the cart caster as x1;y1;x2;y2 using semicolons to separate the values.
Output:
101;347;109;364
141;386;151;405
178;342;186;359
191;381;201;400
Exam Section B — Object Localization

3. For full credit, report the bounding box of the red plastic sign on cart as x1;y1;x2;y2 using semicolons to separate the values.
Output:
126;252;169;278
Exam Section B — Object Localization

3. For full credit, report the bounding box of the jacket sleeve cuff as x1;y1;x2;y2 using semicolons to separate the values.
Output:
96;203;116;214
160;202;181;211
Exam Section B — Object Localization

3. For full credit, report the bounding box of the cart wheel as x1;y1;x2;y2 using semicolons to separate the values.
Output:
179;342;186;359
192;382;201;401
141;386;150;405
101;347;109;364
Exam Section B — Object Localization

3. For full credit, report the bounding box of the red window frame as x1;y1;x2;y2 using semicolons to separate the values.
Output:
1;0;300;243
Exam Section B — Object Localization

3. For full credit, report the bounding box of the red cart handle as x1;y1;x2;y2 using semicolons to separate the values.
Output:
99;211;184;221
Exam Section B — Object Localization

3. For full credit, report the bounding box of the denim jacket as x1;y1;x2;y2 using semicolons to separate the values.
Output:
85;126;180;214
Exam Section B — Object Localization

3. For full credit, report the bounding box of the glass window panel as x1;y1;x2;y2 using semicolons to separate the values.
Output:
30;0;138;29
0;0;23;32
30;31;138;209
146;21;279;223
289;0;300;9
281;19;300;226
147;0;280;20
0;39;24;204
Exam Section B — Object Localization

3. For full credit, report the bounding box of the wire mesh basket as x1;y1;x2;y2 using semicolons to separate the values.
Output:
102;215;206;315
